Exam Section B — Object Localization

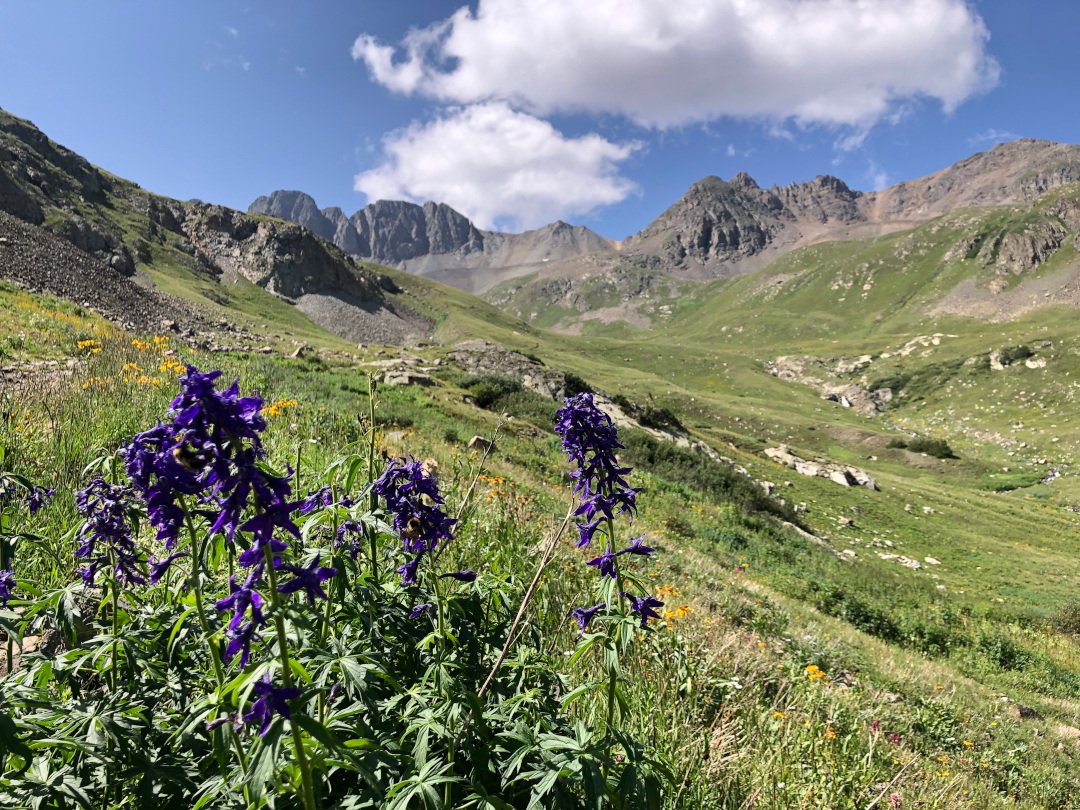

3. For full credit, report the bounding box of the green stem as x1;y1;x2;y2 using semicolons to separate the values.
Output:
109;565;120;692
604;515;623;742
183;511;251;795
366;375;379;585
2;534;13;675
264;546;319;810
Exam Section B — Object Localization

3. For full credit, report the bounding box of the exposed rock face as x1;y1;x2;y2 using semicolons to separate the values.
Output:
250;192;612;293
765;446;879;491
0;108;431;347
621;174;790;273
447;340;571;400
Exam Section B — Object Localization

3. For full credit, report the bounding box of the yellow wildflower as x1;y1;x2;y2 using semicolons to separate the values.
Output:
805;664;828;682
264;398;298;417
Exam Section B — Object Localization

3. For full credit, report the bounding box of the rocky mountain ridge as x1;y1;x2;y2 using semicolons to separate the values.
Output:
254;140;1080;321
249;190;613;293
620;139;1080;276
0;108;431;346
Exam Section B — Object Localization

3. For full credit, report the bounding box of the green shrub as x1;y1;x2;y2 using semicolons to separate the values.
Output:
1051;601;1080;635
462;372;522;408
999;344;1033;365
905;437;958;459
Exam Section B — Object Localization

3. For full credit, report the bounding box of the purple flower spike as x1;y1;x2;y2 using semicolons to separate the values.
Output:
277;554;336;605
148;550;189;584
571;603;605;634
243;674;301;737
586;547;619;579
0;570;15;607
75;479;145;587
621;592;665;628
438;570;477;583
25;485;55;516
554;393;640;554
409;602;434;619
374;457;458;590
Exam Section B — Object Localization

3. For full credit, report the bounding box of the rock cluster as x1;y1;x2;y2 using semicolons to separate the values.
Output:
447;340;572;401
764;446;878;490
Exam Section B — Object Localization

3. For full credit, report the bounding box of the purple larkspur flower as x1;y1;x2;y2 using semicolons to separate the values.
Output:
148;550;188;584
554;393;640;549
396;555;422;586
298;486;334;515
75;479;145;587
25;485;54;516
374;457;456;555
277;554;336;605
621;535;655;556
243;673;301;737
587;546;619;579
571;603;605;634
409;602;433;619
120;365;297;554
334;520;363;559
438;570;477;582
587;535;657;579
0;569;15;607
215;570;269;666
621;592;664;628
375;457;456;587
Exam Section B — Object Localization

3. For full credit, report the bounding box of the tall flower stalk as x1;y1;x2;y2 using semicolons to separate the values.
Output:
118;365;322;807
554;393;661;735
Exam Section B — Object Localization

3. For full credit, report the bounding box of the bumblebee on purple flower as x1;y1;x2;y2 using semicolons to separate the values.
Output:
111;364;338;737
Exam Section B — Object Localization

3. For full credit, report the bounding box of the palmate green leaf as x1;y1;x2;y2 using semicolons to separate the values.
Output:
0;710;32;769
293;712;341;752
385;759;460;810
0;607;20;643
525;765;562;810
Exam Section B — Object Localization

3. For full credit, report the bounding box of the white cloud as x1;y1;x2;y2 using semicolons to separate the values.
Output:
225;26;239;38
968;127;1019;146
353;0;998;130
354;103;639;230
866;160;891;191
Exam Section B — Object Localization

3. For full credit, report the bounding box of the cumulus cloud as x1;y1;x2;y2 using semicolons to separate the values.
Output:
354;103;639;231
353;0;999;130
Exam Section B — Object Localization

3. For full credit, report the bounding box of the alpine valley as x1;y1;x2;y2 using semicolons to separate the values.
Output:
4;103;1080;807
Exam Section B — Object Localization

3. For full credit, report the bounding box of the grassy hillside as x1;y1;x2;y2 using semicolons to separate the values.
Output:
3;285;1080;807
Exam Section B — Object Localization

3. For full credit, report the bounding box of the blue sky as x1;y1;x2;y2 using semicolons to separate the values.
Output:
1;1;1077;239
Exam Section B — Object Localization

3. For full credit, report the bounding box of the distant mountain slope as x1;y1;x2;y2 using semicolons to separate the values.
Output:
249;190;613;293
620;139;1080;278
485;139;1080;330
0;108;437;346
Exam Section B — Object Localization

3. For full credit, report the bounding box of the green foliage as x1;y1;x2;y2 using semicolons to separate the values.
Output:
888;436;959;459
619;430;798;524
462;373;522;409
999;344;1034;365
